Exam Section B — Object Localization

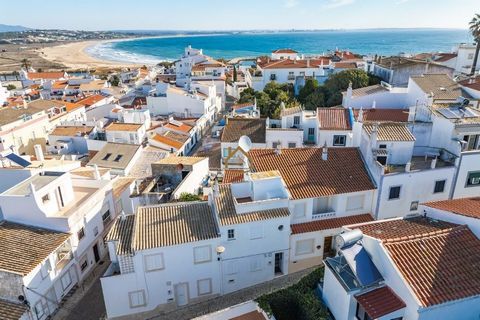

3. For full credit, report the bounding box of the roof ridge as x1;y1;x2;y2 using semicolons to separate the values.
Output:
383;224;469;244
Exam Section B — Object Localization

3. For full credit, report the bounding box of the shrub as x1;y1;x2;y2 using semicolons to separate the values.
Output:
178;192;201;202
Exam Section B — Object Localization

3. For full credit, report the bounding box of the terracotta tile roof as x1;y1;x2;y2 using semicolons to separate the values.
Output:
134;202;219;250
280;105;303;117
354;108;409;122
230;310;267;320
411;74;471;100
0;221;70;275
76;94;106;107
424;197;480;219
105;122;142;132
164;121;193;133
215;184;290;226
435;53;457;62
334;62;357;69
63;101;85;112
363;123;415;141
459;76;480;91
348;216;457;240
249;148;375;200
112;177;135;199
27;71;66;80
355;286;406;318
50;125;94;136
152;131;188;150
79;80;107;91
291;214;373;234
52;81;68;89
317;108;351;130
384;225;480;307
0;299;27;320
221;118;266;143
272;49;298;54
260;58;331;69
28;99;65;110
344;84;388;97
106;214;135;255
232;102;255;110
223;170;244;184
156;156;206;166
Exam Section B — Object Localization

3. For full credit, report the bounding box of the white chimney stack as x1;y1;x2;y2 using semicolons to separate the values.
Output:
93;164;101;180
372;100;377;109
34;144;44;161
322;143;328;161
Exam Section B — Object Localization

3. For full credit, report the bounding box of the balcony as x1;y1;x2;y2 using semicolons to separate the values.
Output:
55;243;73;273
312;211;336;220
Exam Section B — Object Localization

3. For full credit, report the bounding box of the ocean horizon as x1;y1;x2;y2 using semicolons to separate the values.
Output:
86;29;473;64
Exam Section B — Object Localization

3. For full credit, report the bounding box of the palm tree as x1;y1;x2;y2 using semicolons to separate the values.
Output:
469;13;480;75
21;58;30;71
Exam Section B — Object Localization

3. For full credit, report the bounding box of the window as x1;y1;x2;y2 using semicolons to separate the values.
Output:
272;142;280;149
410;201;419;211
129;290;146;308
144;253;165;272
40;259;51;279
222;148;229;158
308;128;315;141
227;229;235;240
77;227;85;241
193;245;212;264
333;135;346;146
346;194;365;211
295;239;315;256
34;300;48;319
466;171;480;187
102;210;111;226
388;186;401;200
434;180;446;193
113;155;123;162
197;278;212;296
93;226;99;236
102;153;112;161
250;225;263;240
288;142;296;148
379;144;387;149
250;256;263;272
60;271;72;290
80;258;88;272
468;53;474;60
293;116;300;126
270;73;276;81
42;194;50;203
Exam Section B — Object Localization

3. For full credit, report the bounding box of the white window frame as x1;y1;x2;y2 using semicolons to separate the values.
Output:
144;253;165;272
227;229;235;240
197;278;212;296
129;290;146;308
193;245;212;264
295;239;315;256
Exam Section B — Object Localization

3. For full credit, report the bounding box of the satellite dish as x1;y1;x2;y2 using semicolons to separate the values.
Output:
238;135;252;153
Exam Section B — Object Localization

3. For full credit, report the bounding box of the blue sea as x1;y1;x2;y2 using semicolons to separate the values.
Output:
86;29;472;64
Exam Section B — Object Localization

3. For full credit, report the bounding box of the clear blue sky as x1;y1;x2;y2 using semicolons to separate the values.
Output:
1;0;477;31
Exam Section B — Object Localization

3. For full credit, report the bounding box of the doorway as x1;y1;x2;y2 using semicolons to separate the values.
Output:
93;244;100;263
174;283;189;306
274;252;283;275
323;236;334;258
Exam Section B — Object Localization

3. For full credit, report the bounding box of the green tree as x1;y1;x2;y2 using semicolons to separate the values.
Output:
469;13;480;75
298;79;319;104
110;74;120;86
304;88;326;110
21;58;30;70
178;193;201;202
6;84;16;90
233;65;238;82
324;69;370;93
238;87;256;103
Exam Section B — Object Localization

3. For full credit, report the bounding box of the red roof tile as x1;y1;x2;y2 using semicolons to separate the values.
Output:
435;53;457;62
223;170;244;184
221;118;266;143
354;108;409;122
334;62;357;69
230;310;267;320
424;197;480;219
349;216;457;240
291;214;373;234
317;108;351;130
384;225;480;307
355;286;406;318
27;72;66;80
76;94;106;107
272;49;298;54
260;58;331;69
249;148;375;199
459;76;480;92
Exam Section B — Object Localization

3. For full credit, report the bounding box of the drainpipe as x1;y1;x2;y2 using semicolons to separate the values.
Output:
449;153;463;199
374;173;384;220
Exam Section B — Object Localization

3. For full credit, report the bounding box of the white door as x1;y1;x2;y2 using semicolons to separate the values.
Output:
175;283;189;306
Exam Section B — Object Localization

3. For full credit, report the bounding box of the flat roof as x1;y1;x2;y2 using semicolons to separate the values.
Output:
3;172;64;195
88;143;141;170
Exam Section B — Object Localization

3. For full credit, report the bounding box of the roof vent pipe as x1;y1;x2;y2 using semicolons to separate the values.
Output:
322;143;328;161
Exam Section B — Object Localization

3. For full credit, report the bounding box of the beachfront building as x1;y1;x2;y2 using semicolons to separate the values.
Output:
323;216;480;320
19;70;69;88
0;81;9;106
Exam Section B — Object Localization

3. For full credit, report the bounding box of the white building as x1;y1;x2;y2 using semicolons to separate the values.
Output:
47;125;97;155
104;122;146;145
87;142;143;176
0;81;9;106
323;216;480;320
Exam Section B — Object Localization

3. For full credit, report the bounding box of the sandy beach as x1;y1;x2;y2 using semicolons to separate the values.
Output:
39;40;143;70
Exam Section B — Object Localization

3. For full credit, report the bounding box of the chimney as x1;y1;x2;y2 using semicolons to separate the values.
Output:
346;81;353;105
34;144;44;161
29;182;36;195
358;107;364;122
93;164;101;180
322;143;328;161
274;147;282;155
405;162;411;172
307;59;310;68
371;123;379;143
431;157;437;169
372;100;376;109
